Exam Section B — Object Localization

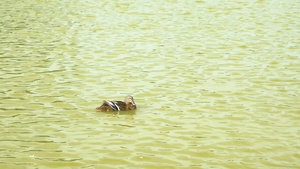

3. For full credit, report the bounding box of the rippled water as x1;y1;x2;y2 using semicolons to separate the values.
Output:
0;0;299;168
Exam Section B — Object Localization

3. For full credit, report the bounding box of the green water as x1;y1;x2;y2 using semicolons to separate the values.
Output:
0;0;299;168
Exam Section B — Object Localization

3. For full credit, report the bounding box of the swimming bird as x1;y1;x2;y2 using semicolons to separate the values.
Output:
96;95;136;112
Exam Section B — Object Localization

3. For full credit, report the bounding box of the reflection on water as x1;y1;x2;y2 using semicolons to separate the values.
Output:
0;0;299;168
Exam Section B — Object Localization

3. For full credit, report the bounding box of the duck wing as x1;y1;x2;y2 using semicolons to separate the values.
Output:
104;100;120;111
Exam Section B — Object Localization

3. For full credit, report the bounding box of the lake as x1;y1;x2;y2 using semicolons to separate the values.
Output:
0;0;299;168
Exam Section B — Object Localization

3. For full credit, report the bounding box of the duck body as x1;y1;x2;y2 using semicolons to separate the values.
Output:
96;95;136;112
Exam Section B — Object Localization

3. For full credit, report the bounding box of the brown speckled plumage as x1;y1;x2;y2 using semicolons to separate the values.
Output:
96;95;136;112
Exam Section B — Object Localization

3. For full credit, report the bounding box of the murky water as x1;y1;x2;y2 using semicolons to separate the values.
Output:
1;0;299;168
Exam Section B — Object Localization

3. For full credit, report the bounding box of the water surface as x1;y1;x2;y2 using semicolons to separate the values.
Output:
0;0;299;168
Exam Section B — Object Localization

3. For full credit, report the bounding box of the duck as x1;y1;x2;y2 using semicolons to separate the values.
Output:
96;95;137;112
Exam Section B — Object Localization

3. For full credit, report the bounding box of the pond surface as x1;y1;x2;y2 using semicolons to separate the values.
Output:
0;0;299;168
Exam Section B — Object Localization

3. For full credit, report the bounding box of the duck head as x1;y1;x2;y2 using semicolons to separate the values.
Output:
124;95;136;109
